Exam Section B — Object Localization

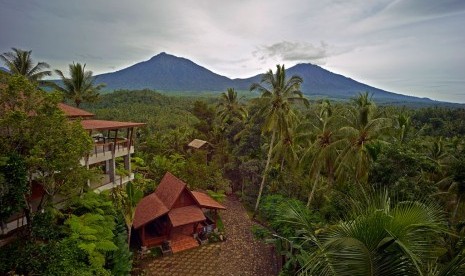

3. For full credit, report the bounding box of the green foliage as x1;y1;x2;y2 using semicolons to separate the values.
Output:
284;191;456;276
67;191;115;216
259;195;322;238
192;100;216;137
0;239;91;275
0;47;52;82
106;214;133;275
65;213;117;274
0;74;93;209
0;154;28;224
412;107;465;137
251;225;271;240
31;208;62;240
84;89;198;134
64;192;118;275
370;144;437;200
150;246;163;258
55;62;104;107
207;189;226;203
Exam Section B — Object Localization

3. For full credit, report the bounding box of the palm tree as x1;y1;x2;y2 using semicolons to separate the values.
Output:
217;88;248;123
0;48;51;82
280;191;459;275
300;100;344;206
337;92;391;183
55;63;105;107
250;64;309;213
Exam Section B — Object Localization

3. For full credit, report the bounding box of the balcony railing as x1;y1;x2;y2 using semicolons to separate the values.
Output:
81;138;134;165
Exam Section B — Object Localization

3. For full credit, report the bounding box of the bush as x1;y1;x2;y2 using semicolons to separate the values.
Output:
251;225;271;240
259;195;323;238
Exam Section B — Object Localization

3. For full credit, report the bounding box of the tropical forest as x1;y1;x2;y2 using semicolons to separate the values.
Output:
1;48;465;276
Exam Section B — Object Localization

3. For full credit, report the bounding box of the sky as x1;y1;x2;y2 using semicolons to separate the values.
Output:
1;0;465;103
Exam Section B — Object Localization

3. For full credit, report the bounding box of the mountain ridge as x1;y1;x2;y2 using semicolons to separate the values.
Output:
89;53;447;105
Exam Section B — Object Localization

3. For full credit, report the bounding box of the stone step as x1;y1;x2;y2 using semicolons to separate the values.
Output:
171;236;199;253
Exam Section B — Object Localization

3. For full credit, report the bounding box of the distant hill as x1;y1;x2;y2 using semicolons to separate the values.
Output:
96;52;234;91
0;67;9;73
90;52;446;105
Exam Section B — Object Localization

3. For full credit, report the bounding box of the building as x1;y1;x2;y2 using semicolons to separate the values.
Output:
2;103;145;235
133;172;226;253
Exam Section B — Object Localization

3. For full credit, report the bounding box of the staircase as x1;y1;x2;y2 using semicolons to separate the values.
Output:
170;234;199;253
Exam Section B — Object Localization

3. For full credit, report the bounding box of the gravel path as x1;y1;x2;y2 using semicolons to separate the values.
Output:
135;195;278;276
218;195;277;276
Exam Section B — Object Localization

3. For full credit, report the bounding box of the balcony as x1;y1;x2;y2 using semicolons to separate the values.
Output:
90;173;134;193
80;138;134;166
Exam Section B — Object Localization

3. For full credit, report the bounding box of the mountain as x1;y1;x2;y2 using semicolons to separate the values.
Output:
285;64;433;103
0;67;9;73
96;52;234;91
94;52;438;104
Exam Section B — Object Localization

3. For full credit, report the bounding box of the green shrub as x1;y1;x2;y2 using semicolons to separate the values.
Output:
106;215;132;275
251;225;271;240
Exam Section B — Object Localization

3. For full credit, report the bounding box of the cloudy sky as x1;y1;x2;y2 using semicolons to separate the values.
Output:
1;0;465;102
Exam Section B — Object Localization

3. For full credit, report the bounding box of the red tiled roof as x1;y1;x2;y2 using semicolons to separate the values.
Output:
168;206;206;227
155;172;187;209
58;103;94;118
133;193;169;229
80;119;146;131
191;191;226;210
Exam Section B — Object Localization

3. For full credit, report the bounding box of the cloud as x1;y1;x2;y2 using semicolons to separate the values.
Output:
1;0;464;102
253;41;333;65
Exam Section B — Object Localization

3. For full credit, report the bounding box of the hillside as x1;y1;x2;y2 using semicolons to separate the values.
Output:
95;52;234;91
93;52;441;104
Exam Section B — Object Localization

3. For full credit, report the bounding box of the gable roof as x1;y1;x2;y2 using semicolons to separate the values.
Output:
155;172;188;209
58;103;94;118
191;191;226;210
168;205;206;227
133;172;227;229
133;193;169;229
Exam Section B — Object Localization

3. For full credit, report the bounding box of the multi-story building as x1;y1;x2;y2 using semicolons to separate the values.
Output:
2;103;145;235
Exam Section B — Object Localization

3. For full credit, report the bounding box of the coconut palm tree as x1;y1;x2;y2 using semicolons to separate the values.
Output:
0;48;51;82
300;100;345;206
217;88;248;123
250;64;309;213
280;191;460;275
337;92;391;183
55;63;104;107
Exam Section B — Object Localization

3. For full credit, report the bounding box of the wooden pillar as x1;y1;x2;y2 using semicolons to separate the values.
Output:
168;224;173;239
109;153;116;183
141;226;146;246
124;128;132;171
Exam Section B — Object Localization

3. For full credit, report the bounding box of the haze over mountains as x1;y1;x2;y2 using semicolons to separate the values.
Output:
94;52;439;104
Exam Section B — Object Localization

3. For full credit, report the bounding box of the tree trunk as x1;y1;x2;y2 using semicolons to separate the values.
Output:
307;175;319;207
453;195;462;221
254;130;276;214
127;225;132;249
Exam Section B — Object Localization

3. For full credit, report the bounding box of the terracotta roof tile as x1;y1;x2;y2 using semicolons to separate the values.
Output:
168;206;206;227
133;193;168;229
80;119;146;131
58;103;94;118
191;191;226;210
155;172;187;209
